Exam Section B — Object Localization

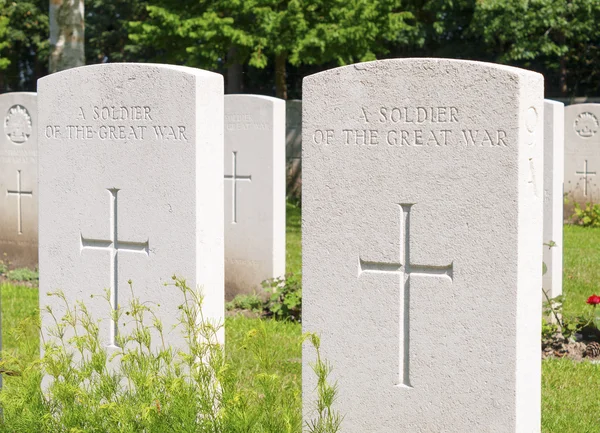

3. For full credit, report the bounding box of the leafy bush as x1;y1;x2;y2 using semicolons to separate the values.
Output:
0;276;339;433
263;274;302;322
6;267;38;282
542;292;584;340
226;293;264;314
572;202;600;227
227;274;303;322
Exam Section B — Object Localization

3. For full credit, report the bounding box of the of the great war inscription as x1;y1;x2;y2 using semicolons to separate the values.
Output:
312;106;508;148
44;105;188;142
225;113;271;131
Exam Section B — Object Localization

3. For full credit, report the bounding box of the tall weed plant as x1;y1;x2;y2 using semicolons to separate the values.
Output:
0;277;341;433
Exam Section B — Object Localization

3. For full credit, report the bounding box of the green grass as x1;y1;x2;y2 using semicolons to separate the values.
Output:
286;201;301;275
562;225;600;317
1;283;38;362
543;359;600;432
4;215;600;431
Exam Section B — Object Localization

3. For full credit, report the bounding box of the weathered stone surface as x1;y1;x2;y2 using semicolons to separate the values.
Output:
38;64;224;355
224;95;286;299
302;59;543;432
564;103;600;203
0;92;38;268
543;100;564;300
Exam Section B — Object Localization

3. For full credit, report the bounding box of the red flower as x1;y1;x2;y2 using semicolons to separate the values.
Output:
587;295;600;305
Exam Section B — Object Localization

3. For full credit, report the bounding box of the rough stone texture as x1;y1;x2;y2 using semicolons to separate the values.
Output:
0;92;38;268
564;103;600;203
286;100;302;200
38;64;224;356
224;95;285;300
302;58;543;433
543;100;564;300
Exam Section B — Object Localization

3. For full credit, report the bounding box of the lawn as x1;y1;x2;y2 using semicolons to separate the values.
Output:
562;225;600;318
1;208;600;432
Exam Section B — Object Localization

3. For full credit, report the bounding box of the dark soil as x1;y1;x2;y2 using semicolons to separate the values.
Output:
542;330;600;362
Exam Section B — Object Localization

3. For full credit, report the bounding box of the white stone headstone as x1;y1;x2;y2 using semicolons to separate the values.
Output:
224;95;285;299
543;100;564;300
38;64;224;354
302;59;543;432
286;99;302;198
564;103;600;203
0;92;38;268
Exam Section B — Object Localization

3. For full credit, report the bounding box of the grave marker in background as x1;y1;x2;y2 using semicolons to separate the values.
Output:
0;92;38;268
286;100;302;199
38;64;224;354
564;103;600;203
224;95;285;300
543;100;564;300
302;59;543;432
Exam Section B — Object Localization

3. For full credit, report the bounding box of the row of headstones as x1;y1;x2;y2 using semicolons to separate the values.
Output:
0;58;558;431
0;90;565;303
0;90;286;300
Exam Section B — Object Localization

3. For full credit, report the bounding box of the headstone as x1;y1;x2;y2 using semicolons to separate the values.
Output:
543;100;564;300
0;92;38;268
286;100;302;199
224;95;285;299
38;64;224;355
564;103;600;203
302;59;543;432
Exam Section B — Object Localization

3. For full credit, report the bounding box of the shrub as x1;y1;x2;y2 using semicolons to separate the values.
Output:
226;293;263;314
263;274;302;322
6;268;38;282
572;202;600;227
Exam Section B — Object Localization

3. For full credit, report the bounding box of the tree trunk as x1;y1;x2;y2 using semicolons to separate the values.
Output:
559;56;568;96
275;52;287;100
49;0;85;73
226;45;243;94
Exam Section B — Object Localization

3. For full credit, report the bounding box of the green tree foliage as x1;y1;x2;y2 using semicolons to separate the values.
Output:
0;0;48;91
86;0;163;65
127;0;419;98
127;0;236;68
0;0;599;96
471;0;600;95
0;2;10;71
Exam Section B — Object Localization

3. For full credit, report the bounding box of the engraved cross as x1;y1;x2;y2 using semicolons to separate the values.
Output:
6;170;33;235
576;159;596;197
224;151;252;223
358;204;453;389
80;188;150;348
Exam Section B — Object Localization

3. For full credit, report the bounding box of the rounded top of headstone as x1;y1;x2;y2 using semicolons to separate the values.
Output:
303;58;543;85
39;63;223;85
225;94;283;102
225;94;285;110
565;102;600;111
544;99;564;107
0;92;37;98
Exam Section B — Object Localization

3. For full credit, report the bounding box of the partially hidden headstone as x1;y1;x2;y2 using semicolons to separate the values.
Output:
38;64;224;355
224;94;285;299
302;59;543;432
543;100;564;300
286;99;302;199
564;103;600;203
0;92;38;268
